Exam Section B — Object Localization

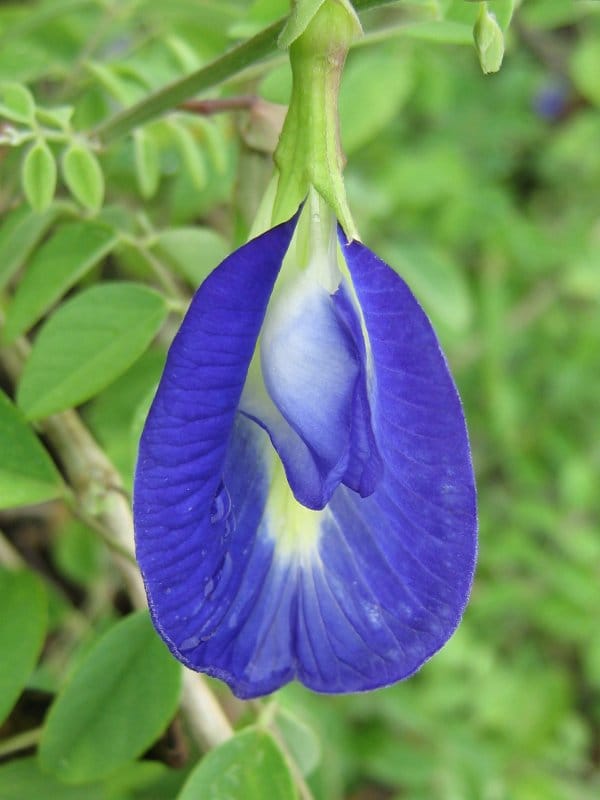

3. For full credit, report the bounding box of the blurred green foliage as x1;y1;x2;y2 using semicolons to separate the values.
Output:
0;0;599;798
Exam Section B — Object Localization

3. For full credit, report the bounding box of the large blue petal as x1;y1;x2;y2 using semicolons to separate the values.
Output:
276;239;476;693
298;235;477;689
133;216;299;688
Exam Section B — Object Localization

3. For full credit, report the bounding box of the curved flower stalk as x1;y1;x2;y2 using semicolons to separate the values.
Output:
133;203;477;699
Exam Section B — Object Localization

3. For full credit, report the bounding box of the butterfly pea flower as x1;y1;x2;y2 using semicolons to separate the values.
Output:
133;206;477;699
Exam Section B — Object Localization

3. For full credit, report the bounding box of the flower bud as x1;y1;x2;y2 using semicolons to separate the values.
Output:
474;4;505;75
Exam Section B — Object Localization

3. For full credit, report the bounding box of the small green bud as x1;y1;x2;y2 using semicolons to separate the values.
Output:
474;3;505;75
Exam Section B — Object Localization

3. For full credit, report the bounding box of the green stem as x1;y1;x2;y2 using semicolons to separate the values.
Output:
272;0;358;236
93;0;401;145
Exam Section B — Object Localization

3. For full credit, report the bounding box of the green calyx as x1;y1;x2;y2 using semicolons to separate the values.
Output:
272;0;361;240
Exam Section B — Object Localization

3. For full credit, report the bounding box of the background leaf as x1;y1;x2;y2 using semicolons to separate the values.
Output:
570;34;600;107
171;121;207;190
276;707;321;777
22;140;57;212
380;240;474;334
0;389;64;509
178;727;297;800
0;82;35;123
340;45;412;154
0;759;104;800
134;126;161;199
17;282;168;420
38;611;182;783
396;20;473;45
154;227;228;287
62;143;105;212
3;221;118;342
51;519;105;588
82;349;165;489
0;568;47;724
0;204;58;292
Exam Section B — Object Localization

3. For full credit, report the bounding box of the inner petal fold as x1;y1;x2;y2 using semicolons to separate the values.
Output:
241;272;382;510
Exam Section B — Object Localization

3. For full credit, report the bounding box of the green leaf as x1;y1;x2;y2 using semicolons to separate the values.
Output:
0;389;64;509
398;20;474;45
52;519;105;587
189;117;228;175
229;0;288;38
38;611;182;784
83;350;165;490
276;707;321;777
4;221;118;342
492;0;517;30
62;142;105;212
104;760;176;800
35;105;74;130
382;241;473;334
17;282;168;420
521;0;591;29
0;568;47;724
0;35;48;84
570;35;600;108
165;34;202;73
178;727;297;800
154;227;228;287
0;204;58;292
259;62;292;104
22;140;57;212
0;759;104;800
340;45;412;154
0;82;35;123
85;61;136;106
171;120;207;190
134;126;161;199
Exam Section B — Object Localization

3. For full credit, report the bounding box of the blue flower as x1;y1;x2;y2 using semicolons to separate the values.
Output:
133;210;477;699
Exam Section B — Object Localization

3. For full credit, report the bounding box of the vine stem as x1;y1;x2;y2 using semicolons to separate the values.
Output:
0;726;43;758
0;323;233;751
93;0;402;145
0;527;25;568
180;95;260;115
